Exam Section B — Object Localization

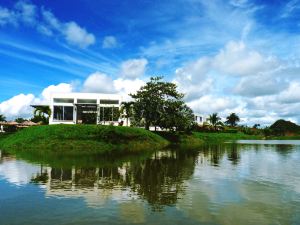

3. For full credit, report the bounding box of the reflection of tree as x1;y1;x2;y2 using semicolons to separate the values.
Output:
126;151;197;211
226;144;240;165
275;144;294;155
29;150;198;211
31;165;48;184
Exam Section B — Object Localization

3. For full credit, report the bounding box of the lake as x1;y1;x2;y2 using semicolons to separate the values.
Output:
1;140;300;225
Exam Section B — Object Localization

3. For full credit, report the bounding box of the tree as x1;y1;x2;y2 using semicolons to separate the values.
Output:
159;100;195;132
0;114;6;122
130;76;194;131
253;124;260;129
208;113;223;130
120;101;134;126
225;113;240;127
33;106;51;124
15;118;27;123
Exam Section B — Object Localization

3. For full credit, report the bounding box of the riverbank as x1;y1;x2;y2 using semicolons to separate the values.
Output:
0;125;168;155
1;125;297;156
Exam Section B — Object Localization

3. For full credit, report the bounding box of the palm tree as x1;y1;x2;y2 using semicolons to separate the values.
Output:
208;113;223;131
33;106;51;124
120;101;134;126
0;114;6;122
225;113;240;127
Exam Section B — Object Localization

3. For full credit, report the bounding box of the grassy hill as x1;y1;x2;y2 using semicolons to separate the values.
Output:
0;125;168;155
270;119;300;135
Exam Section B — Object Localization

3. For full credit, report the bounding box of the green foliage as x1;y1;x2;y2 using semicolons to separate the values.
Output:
120;101;134;126
0;114;6;122
225;113;240;127
207;113;223;130
15;118;27;123
270;119;300;136
0;125;168;155
130;76;194;131
33;106;51;124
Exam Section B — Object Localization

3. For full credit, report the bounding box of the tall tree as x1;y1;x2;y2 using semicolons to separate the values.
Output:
208;113;223;130
130;76;193;131
120;101;134;126
225;113;240;127
0;114;6;122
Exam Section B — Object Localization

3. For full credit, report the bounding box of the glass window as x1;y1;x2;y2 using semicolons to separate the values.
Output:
77;99;97;104
99;107;119;122
53;106;73;121
100;99;119;105
54;98;74;103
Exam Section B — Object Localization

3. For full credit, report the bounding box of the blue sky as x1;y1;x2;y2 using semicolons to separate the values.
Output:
0;0;300;125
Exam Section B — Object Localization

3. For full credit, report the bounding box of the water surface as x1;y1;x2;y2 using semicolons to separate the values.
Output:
0;142;300;225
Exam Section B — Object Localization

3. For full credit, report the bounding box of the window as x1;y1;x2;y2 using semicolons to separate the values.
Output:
53;106;74;121
100;99;119;105
77;99;97;104
99;106;119;122
53;98;74;103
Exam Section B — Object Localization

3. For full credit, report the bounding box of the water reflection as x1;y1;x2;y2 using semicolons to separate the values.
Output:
0;142;300;225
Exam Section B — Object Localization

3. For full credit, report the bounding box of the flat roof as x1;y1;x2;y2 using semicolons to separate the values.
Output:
51;92;121;99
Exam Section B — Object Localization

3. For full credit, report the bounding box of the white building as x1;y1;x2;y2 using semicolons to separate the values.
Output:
194;114;208;126
49;93;122;125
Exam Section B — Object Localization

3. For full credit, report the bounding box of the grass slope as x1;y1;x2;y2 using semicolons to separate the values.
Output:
0;125;168;155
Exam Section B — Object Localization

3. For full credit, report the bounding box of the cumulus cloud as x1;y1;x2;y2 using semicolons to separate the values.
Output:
120;58;148;79
0;83;74;120
102;36;118;48
188;95;238;115
82;72;116;93
0;94;36;119
82;71;145;100
213;41;279;76
0;1;96;48
233;75;286;97
278;82;300;103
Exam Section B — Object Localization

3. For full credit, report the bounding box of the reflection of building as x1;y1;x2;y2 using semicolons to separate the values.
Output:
43;165;134;208
48;93;122;125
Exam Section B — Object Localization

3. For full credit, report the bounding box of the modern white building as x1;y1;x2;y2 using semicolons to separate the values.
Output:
49;93;122;125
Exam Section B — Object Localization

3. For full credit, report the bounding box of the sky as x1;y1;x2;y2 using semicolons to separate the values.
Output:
0;0;300;125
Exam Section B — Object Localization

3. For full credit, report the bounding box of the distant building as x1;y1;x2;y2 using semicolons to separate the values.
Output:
49;93;122;125
194;114;208;126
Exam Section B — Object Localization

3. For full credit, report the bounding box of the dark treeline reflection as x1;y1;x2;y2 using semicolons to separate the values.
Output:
30;150;199;211
24;143;297;210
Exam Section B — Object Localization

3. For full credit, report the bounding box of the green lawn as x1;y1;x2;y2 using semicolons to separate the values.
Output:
0;125;168;155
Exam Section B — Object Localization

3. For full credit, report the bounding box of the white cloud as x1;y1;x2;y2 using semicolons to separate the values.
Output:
63;22;95;48
40;83;74;103
278;82;300;103
213;41;279;76
82;72;116;93
0;83;74;120
0;1;96;48
188;95;238;116
0;7;18;26
82;71;145;101
234;75;286;97
0;94;36;119
41;8;61;30
174;57;213;101
102;36;117;48
114;78;145;101
120;58;148;79
14;0;37;25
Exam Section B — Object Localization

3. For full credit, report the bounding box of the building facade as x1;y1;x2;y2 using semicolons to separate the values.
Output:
49;93;122;125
